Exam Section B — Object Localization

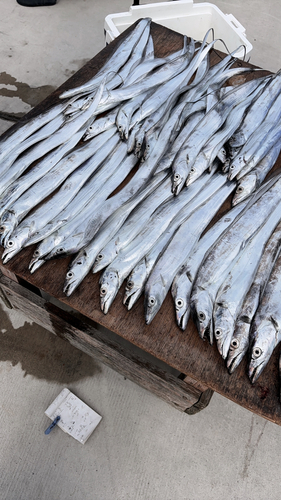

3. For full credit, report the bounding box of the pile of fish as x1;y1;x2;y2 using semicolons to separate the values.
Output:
1;18;281;386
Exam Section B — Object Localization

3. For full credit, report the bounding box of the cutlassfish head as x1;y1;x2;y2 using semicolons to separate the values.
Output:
123;260;147;311
213;307;235;359
171;271;192;331
144;280;166;325
116;109;127;140
143;132;157;161
226;321;250;373
63;252;90;296
92;242;117;274
99;268;120;314
232;175;256;206
227;154;245;181
1;226;30;264
172;161;189;196
248;320;277;383
185;166;201;187
46;233;83;261
28;235;57;273
0;213;17;247
191;289;213;343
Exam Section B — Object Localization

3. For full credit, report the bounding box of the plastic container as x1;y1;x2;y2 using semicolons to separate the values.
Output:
104;0;252;59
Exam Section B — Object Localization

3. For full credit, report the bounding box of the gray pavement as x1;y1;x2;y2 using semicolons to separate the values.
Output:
0;1;281;499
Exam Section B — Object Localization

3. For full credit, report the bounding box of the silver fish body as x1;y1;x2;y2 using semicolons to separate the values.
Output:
0;130;83;221
171;197;249;330
172;77;263;194
0;102;67;166
0;80;106;202
227;220;281;373
92;174;173;273
59;19;151;99
144;177;235;324
0;113;66;179
123;217;181;310
228;89;281;180
186;80;268;186
83;109;118;140
28;140;135;270
1;129;119;260
155;110;205;174
229;72;281;149
248;253;281;383
232;139;281;209
99;171;219;314
122;57;167;88
63;170;169;296
190;174;281;342
213;200;281;359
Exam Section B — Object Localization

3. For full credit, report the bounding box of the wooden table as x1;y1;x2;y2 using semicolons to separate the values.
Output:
0;21;280;423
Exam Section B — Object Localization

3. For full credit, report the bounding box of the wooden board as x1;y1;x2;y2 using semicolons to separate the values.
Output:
0;21;280;424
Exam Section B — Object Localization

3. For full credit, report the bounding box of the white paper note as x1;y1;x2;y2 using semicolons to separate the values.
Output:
45;388;102;444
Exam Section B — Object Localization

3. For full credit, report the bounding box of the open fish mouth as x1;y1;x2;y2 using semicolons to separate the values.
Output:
63;273;80;296
176;308;189;331
2;245;21;264
227;351;244;374
123;289;140;310
29;257;45;274
248;361;266;384
100;294;112;314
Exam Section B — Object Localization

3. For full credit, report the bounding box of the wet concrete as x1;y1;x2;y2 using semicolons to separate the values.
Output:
0;302;99;383
0;72;55;116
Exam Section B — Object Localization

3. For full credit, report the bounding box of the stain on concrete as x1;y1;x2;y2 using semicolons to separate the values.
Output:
0;302;100;383
241;413;267;479
0;72;56;110
64;58;90;78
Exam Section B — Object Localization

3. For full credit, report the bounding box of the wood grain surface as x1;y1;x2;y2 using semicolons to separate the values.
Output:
1;21;280;424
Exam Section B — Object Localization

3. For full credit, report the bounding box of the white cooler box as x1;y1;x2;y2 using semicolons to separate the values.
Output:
104;0;252;59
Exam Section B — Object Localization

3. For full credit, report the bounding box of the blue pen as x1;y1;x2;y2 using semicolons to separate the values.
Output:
45;415;61;435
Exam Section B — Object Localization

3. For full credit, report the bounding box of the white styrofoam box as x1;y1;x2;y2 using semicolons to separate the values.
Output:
104;0;252;59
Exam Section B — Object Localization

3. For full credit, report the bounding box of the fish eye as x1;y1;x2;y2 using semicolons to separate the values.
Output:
253;347;262;359
126;280;134;290
67;271;73;278
215;328;223;338
34;250;40;256
100;287;107;296
230;339;239;349
198;311;206;321
148;296;156;306
0;226;5;233
58;248;64;253
237;186;243;193
174;174;180;181
7;240;14;247
77;261;82;265
176;298;184;308
190;168;195;173
230;165;235;170
97;254;103;261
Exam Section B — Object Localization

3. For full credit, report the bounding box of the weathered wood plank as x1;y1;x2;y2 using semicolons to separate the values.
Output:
0;273;207;412
0;263;19;283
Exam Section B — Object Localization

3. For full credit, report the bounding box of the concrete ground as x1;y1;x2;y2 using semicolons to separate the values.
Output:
0;1;281;499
